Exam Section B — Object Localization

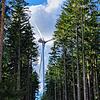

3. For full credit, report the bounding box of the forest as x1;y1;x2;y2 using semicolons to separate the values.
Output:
0;0;100;100
42;0;100;100
0;0;39;100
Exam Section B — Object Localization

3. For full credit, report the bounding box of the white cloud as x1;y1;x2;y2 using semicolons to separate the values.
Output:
29;0;65;41
45;0;63;12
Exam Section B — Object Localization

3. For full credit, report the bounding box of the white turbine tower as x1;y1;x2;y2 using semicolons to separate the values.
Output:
34;24;53;93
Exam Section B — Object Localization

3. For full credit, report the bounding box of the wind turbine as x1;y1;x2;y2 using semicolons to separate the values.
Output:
34;24;53;93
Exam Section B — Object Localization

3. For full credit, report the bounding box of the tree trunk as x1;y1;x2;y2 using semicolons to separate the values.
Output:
17;30;21;100
76;27;80;100
63;45;67;100
87;73;91;100
72;43;76;100
96;55;100;99
54;81;57;100
0;0;5;82
95;57;99;100
29;60;33;100
59;82;61;100
93;57;96;100
81;7;87;100
27;60;30;100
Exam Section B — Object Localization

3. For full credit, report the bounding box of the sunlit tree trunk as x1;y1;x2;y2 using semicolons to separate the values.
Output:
87;72;91;100
0;0;5;82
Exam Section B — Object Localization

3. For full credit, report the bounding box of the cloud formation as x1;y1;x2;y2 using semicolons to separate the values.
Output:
29;0;65;42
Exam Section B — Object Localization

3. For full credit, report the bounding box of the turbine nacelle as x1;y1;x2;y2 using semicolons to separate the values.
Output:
38;38;46;43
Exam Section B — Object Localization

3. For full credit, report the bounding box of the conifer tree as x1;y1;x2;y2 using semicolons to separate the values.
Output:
0;0;39;99
43;0;100;100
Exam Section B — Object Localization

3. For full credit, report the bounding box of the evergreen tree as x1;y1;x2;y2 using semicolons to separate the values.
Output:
43;0;100;100
0;0;39;99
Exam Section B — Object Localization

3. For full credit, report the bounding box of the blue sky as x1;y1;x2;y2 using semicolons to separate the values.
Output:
25;0;47;5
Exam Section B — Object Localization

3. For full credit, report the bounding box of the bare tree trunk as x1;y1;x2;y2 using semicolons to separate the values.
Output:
93;59;96;100
90;63;94;100
63;84;65;100
63;46;67;100
93;54;98;100
59;83;61;100
72;43;76;100
27;60;31;100
17;31;21;100
72;68;76;100
96;55;100;99
93;72;96;100
95;71;99;99
76;27;80;100
81;7;87;100
95;57;99;100
95;52;99;100
63;45;67;100
0;0;5;82
55;81;57;100
87;73;91;100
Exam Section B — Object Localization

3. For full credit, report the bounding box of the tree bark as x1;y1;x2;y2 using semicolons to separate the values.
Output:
76;27;80;100
81;7;87;100
0;0;5;82
72;42;76;100
87;73;91;100
17;30;21;100
63;45;67;100
54;81;57;100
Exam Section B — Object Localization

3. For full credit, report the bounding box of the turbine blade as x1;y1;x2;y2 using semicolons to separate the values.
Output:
45;38;54;43
34;23;43;39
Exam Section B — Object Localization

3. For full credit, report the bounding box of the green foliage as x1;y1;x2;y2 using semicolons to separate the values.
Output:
43;0;100;100
0;0;39;99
